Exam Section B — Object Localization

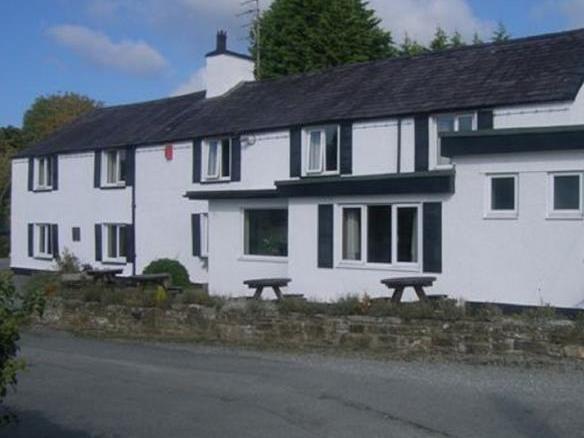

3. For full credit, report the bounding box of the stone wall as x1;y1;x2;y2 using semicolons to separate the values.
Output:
37;298;584;363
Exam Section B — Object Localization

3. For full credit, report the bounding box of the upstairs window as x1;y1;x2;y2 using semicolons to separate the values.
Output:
485;174;518;219
436;113;475;165
103;224;128;262
548;173;583;219
36;157;53;190
103;149;127;186
305;125;339;175
205;138;231;180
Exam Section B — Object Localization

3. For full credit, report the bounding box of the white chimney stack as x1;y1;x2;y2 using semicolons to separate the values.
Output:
205;31;255;98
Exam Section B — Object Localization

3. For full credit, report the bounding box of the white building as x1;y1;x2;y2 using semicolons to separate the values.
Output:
12;29;584;308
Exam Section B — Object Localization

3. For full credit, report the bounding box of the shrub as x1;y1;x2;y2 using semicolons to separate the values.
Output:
24;273;60;298
327;295;363;316
143;287;169;308
142;259;190;287
277;298;326;316
522;305;557;322
55;248;80;273
181;288;224;309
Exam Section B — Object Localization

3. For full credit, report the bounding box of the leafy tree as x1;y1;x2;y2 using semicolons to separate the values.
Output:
472;32;484;45
1;273;45;424
492;22;511;42
449;31;465;48
22;92;101;144
430;27;449;51
0;127;24;254
400;33;427;56
249;0;396;79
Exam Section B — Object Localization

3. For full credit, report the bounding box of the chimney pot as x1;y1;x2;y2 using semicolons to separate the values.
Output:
216;30;227;52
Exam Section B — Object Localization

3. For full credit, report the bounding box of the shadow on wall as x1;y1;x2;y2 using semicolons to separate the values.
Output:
0;409;93;438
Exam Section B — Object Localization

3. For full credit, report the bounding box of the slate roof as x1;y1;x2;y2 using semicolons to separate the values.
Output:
17;28;584;158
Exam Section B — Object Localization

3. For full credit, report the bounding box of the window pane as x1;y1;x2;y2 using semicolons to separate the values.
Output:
308;131;322;171
367;206;391;263
244;210;288;256
107;225;117;258
554;175;580;210
207;142;219;177
342;208;362;261
118;150;127;182
119;226;127;258
397;207;418;263
39;225;45;254
325;126;338;172
221;139;230;178
38;159;45;186
46;158;53;186
457;115;473;132
106;151;117;183
491;177;515;210
436;116;455;133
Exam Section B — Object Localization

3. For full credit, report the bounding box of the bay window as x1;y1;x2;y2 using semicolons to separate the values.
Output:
305;125;339;175
340;204;420;267
243;209;288;257
205;138;231;180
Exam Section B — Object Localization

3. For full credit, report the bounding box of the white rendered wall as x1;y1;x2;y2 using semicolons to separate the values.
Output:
205;54;254;98
441;151;584;308
134;142;208;283
11;154;133;274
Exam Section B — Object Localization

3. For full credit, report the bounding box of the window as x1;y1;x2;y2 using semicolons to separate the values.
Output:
72;227;81;242
436;113;475;165
103;149;127;186
305;125;339;175
205;138;231;180
548;173;583;219
340;204;420;267
103;224;128;261
244;209;288;257
485;175;518;219
342;207;362;261
36;157;53;190
36;224;53;258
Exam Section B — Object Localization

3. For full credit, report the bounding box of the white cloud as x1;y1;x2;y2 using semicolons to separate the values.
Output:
370;0;495;43
172;66;207;96
48;24;168;76
557;0;584;26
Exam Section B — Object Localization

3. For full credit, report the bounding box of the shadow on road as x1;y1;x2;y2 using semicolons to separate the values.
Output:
0;409;94;438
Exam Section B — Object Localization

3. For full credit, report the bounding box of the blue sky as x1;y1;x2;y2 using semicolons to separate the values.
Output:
1;0;584;127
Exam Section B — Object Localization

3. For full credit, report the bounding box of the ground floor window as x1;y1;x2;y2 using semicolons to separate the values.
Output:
549;173;582;218
244;209;288;257
485;174;518;219
104;224;128;261
36;224;53;258
340;204;420;266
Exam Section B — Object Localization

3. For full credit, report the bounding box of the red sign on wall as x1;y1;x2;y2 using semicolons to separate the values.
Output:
164;144;173;161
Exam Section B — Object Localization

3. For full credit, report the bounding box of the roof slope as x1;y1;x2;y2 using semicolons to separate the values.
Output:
18;28;584;157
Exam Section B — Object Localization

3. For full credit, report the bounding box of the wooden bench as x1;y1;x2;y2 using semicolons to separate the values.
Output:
122;273;172;289
86;268;124;285
243;278;291;301
380;276;437;304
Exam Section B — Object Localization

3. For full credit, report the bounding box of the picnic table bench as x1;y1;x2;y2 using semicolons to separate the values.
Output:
243;278;292;301
380;276;437;304
121;273;172;289
86;268;124;284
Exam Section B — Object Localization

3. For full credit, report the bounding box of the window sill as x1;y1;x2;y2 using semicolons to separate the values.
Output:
337;262;421;272
101;260;128;266
546;212;584;221
100;183;127;190
302;171;340;178
33;255;54;261
201;178;232;184
238;255;288;264
434;163;454;171
33;187;53;193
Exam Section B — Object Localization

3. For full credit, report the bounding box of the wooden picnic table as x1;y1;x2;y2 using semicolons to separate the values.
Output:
86;268;124;284
122;273;172;289
243;278;291;301
380;276;437;304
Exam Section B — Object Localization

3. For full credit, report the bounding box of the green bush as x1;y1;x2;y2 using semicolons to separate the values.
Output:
277;298;326;316
327;295;363;316
181;288;224;309
55;248;81;273
142;259;190;287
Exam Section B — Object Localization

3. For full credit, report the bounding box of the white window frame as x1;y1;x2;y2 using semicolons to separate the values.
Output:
203;138;231;181
35;157;53;190
303;125;340;176
484;174;519;219
338;203;422;271
102;223;127;264
35;223;53;259
102;149;126;187
547;172;584;220
201;213;209;257
433;113;476;168
239;207;289;262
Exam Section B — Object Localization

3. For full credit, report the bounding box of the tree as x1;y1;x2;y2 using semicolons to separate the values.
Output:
450;31;465;48
429;27;449;51
472;32;484;45
22;92;101;144
400;33;427;56
0;127;24;229
249;0;396;79
492;22;511;42
1;273;45;424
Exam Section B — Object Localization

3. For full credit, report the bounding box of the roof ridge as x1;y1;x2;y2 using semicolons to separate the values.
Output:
98;90;206;111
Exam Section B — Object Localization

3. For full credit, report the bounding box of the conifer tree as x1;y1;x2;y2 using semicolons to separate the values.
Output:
429;27;449;51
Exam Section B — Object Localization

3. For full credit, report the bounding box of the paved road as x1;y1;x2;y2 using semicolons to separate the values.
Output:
1;330;583;438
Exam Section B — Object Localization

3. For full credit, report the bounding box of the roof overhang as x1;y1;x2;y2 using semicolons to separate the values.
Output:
184;171;455;200
442;125;584;157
